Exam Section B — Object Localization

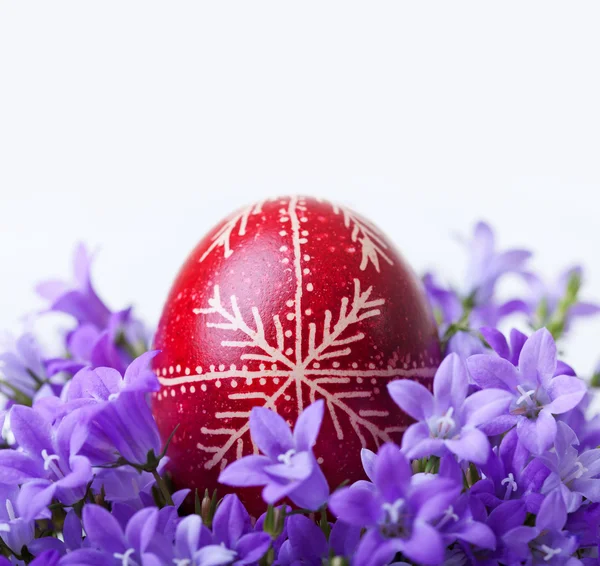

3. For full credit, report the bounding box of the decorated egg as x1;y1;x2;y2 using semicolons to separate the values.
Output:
152;196;441;511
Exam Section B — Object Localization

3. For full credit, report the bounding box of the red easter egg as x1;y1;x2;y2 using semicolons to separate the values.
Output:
152;196;440;513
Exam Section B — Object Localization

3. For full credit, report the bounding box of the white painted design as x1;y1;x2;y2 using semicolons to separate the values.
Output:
199;200;265;262
332;204;393;273
159;196;436;470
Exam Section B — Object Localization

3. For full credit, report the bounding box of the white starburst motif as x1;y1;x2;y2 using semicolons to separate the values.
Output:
332;203;393;272
157;196;436;471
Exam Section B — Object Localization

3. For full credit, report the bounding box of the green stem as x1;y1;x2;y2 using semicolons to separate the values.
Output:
152;470;174;506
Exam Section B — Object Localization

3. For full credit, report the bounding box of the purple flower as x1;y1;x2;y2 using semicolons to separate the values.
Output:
329;443;461;566
467;328;586;454
172;495;271;566
219;400;329;510
63;504;173;566
388;353;512;464
36;244;112;330
0;484;35;555
0;405;92;520
37;244;149;376
0;333;48;400
540;421;600;512
277;514;361;565
27;509;84;557
463;222;531;304
524;266;600;330
502;490;581;565
65;352;162;466
467;498;529;565
470;429;549;514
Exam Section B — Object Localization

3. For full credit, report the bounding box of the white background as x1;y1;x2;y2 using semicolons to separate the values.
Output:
1;3;599;374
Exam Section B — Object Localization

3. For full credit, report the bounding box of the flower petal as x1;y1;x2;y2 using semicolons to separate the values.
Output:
360;448;376;482
518;328;557;386
218;455;271;487
516;411;557;455
82;504;126;555
400;519;445;566
286;515;327;561
292;400;324;452
9;405;52;457
433;353;469;409
212;494;251;548
387;380;433;421
479;327;510;360
462;388;512;428
249;407;294;461
445;427;490;465
546;375;586;415
467;355;518;391
536;489;566;532
329;486;380;527
374;443;411;501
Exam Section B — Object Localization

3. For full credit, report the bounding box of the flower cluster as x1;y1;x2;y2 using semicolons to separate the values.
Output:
0;226;599;566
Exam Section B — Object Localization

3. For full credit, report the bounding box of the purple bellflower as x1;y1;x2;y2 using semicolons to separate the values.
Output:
277;514;361;565
540;421;600;513
501;490;581;565
171;495;271;566
467;328;586;454
388;353;512;464
524;266;600;330
62;504;172;566
463;222;531;305
0;333;48;401
36;244;112;331
470;429;549;514
0;484;35;556
329;443;461;566
0;405;92;521
64;352;161;466
219;400;329;511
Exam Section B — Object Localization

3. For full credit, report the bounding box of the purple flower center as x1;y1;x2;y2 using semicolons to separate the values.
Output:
512;385;547;419
429;407;457;439
562;461;587;485
501;473;518;500
41;449;64;479
114;548;138;566
277;448;297;466
536;544;562;561
380;498;410;539
436;505;459;529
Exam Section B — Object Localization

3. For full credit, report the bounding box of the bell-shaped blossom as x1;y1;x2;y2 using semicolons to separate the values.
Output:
0;484;35;555
36;244;112;330
467;328;587;454
171;495;271;566
524;266;600;330
219;400;329;510
388;353;512;464
277;514;361;565
65;352;161;466
27;509;85;557
501;490;581;565
329;443;461;566
467;498;530;564
471;429;549;514
62;504;174;566
0;333;48;400
463;222;531;304
0;405;92;520
540;422;600;512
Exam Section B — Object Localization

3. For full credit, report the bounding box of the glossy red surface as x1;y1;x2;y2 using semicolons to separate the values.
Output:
152;196;440;513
